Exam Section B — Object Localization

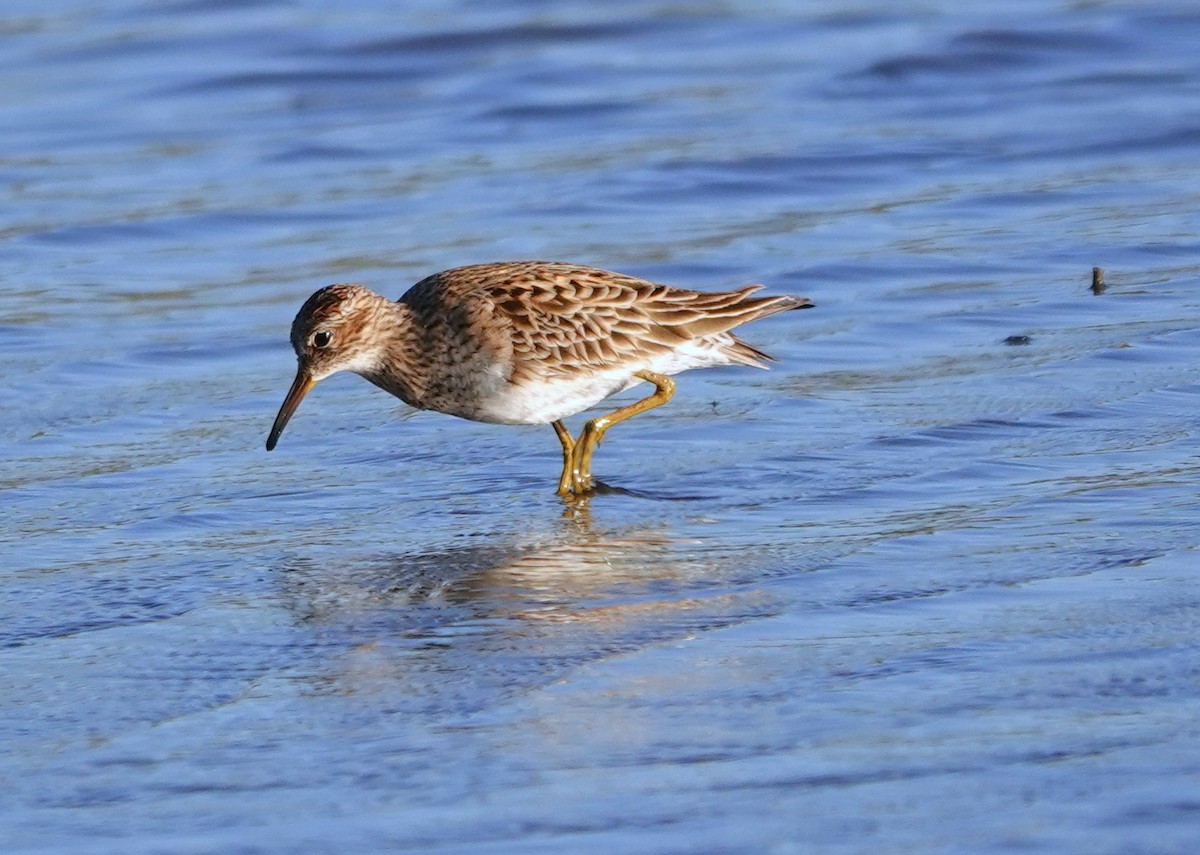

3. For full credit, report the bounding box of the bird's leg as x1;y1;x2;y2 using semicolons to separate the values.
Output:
569;370;676;494
552;419;578;497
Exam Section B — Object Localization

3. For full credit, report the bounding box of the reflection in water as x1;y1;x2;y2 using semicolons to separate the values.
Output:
273;513;770;705
277;510;715;626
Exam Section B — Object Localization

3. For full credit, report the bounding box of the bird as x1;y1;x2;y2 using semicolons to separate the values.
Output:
265;261;813;496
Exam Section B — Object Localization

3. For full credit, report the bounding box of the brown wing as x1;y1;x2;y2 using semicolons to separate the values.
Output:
405;261;809;383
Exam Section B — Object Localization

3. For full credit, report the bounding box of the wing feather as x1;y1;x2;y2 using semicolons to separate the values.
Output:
410;261;810;383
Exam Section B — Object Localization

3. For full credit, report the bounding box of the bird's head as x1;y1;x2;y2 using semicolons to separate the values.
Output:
266;283;386;451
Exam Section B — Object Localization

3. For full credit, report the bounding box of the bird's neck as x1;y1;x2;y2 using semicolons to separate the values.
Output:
359;300;428;408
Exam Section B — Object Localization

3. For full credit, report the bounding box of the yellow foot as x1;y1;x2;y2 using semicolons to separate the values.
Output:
551;370;676;499
553;419;591;497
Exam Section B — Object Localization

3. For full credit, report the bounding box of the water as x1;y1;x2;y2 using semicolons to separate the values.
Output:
2;1;1199;852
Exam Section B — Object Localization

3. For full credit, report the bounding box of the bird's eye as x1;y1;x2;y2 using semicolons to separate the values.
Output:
312;330;333;349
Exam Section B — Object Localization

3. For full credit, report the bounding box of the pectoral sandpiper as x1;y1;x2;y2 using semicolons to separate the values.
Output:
266;261;813;496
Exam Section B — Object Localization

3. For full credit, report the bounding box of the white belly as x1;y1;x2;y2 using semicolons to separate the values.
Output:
461;339;740;425
471;370;637;424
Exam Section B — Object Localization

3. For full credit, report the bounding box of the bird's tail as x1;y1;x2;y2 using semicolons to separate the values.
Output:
713;287;814;368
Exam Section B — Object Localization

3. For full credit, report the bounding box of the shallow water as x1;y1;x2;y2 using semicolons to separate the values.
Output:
2;1;1199;853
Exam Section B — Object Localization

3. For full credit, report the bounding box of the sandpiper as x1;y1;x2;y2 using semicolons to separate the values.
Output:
266;261;813;496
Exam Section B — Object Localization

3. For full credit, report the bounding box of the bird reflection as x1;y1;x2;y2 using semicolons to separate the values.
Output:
276;510;713;630
273;512;772;707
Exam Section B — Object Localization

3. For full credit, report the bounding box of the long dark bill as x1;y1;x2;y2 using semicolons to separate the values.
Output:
266;367;316;451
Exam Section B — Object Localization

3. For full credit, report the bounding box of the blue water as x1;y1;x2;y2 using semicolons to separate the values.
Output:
2;2;1199;853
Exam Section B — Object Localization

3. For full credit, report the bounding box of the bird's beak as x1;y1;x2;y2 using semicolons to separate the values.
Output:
266;366;317;451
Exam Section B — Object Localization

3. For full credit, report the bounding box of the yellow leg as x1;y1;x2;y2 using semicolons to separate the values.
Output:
567;370;675;495
552;420;577;497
